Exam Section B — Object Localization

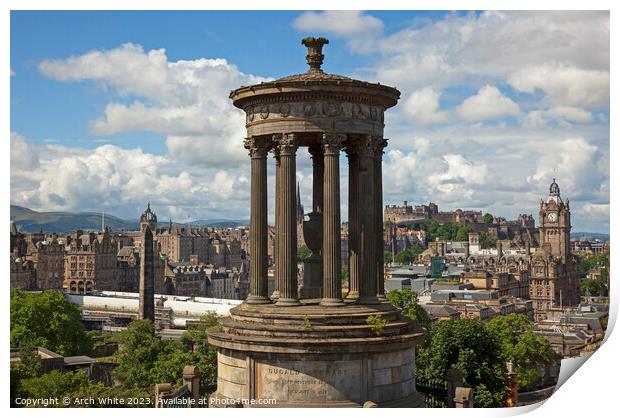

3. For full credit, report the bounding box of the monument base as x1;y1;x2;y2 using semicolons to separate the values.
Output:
207;302;425;408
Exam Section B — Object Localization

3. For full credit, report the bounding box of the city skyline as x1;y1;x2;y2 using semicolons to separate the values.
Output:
10;11;610;233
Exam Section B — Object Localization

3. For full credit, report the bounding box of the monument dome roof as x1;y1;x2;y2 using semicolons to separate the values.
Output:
229;36;400;109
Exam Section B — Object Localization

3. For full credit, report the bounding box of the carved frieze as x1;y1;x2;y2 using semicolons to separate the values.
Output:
244;101;384;125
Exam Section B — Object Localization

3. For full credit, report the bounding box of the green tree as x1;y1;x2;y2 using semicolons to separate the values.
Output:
111;320;162;388
485;314;556;390
10;342;42;406
416;319;509;407
19;370;91;402
180;313;220;393
15;369;153;408
341;265;349;284
454;225;474;242
483;213;494;224
297;245;312;261
394;245;424;265
384;251;393;264
11;289;93;356
578;253;610;297
479;232;498;249
387;289;432;334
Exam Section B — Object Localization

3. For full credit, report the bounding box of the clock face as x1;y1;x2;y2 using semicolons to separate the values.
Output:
547;212;558;222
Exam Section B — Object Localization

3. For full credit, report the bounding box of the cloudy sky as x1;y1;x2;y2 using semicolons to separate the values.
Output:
10;11;609;232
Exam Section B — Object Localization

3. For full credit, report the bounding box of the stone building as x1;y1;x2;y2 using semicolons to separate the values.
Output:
164;260;209;296
384;201;538;247
25;234;65;290
571;238;610;256
425;289;534;321
529;179;580;320
10;254;35;289
460;270;529;299
129;204;245;269
116;246;141;292
384;201;439;224
10;221;27;258
63;228;118;294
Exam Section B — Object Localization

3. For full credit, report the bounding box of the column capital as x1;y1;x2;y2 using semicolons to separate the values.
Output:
357;135;376;157
322;133;346;154
374;137;388;157
244;136;270;158
274;133;298;156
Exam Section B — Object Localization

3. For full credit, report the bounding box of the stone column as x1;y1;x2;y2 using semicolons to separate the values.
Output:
375;137;388;300
320;133;345;306
275;134;300;306
300;144;324;299
244;137;271;304
345;142;360;302
357;136;379;304
272;145;281;300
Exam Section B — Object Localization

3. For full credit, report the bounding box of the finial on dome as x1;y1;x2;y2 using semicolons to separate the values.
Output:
301;37;329;72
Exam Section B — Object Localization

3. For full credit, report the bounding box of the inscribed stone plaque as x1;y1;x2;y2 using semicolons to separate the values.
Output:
256;360;362;403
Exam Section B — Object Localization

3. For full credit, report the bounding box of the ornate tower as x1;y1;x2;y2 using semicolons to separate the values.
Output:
139;203;158;232
539;179;571;262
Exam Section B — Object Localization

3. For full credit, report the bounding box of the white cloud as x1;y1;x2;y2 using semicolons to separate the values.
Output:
508;62;609;107
10;133;251;221
11;133;39;171
293;11;383;54
39;43;270;167
547;106;593;123
371;11;608;111
402;87;449;124
527;137;605;201
15;13;608;233
456;85;520;121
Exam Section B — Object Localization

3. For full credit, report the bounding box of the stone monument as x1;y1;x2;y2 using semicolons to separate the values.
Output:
139;223;155;322
207;36;425;407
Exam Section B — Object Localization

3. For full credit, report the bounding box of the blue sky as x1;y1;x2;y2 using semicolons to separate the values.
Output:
10;11;610;232
11;10;462;152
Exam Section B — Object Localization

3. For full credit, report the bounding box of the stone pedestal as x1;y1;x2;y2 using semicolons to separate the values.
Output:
207;303;425;407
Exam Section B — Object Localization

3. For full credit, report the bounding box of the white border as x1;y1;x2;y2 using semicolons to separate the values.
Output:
3;1;616;417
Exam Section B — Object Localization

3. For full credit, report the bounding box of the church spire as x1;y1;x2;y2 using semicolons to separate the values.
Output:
296;182;304;225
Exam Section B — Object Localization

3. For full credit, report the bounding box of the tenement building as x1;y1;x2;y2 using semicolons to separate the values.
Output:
25;234;65;290
207;37;425;407
63;228;118;294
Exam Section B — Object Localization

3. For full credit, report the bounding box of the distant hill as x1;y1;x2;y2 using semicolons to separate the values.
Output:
10;205;137;233
571;232;610;241
10;205;249;234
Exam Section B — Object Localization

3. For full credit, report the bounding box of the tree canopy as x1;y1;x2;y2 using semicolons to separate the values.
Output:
483;213;494;224
394;245;424;264
297;245;311;261
578;253;609;297
111;315;220;393
485;314;556;390
416;319;509;407
10;289;93;356
387;289;432;334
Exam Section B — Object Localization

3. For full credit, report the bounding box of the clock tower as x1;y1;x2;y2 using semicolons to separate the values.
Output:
539;179;571;263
